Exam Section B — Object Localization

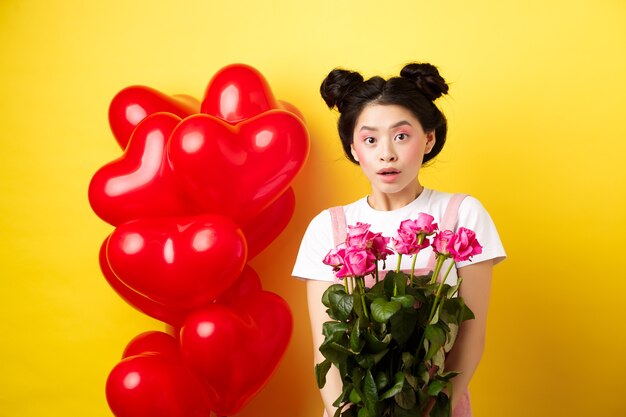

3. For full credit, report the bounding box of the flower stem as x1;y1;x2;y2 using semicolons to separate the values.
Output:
411;235;425;282
427;259;456;325
429;255;446;285
395;254;403;273
357;277;369;320
418;256;452;355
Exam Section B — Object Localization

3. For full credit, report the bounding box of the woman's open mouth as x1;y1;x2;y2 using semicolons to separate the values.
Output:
377;168;401;182
377;168;400;176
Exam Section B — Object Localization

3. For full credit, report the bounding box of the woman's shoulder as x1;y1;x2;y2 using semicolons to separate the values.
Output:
425;188;486;212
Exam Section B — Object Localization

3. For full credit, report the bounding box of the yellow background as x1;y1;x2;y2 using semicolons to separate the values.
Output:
1;1;625;416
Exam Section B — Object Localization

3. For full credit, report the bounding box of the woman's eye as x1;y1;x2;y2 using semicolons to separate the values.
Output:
364;137;376;144
395;133;408;141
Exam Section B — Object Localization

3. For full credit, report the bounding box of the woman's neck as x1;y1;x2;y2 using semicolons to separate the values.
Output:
367;182;424;211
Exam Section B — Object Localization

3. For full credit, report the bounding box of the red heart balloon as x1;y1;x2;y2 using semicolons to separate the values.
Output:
180;291;292;416
100;235;189;326
106;354;210;417
89;112;199;226
214;264;263;305
168;111;309;223
242;187;295;259
109;85;199;149
101;233;262;326
107;214;247;309
122;331;181;360
200;63;277;124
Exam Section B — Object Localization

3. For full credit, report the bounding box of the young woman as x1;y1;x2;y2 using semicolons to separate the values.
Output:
292;63;506;417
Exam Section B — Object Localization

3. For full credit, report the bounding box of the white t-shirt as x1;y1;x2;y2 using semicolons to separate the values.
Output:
292;188;506;285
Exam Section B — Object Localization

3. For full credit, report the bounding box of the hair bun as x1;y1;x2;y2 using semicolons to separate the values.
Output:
320;69;364;112
400;63;449;101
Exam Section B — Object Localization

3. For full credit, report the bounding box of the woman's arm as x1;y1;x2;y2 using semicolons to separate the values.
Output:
445;259;493;410
307;279;343;417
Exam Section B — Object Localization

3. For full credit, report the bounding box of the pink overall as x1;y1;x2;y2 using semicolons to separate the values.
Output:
322;194;472;417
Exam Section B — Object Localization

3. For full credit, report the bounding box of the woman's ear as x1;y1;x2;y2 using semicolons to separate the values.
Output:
350;144;360;162
424;131;436;154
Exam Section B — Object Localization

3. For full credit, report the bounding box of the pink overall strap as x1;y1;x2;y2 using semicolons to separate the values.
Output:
425;194;469;272
329;206;347;247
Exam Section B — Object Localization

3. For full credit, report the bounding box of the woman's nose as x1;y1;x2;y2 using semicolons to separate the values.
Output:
379;142;397;162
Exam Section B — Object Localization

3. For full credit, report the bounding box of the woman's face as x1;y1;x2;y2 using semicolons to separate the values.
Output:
350;104;435;199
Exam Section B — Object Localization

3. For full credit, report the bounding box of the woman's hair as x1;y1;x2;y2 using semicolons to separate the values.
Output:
320;62;449;165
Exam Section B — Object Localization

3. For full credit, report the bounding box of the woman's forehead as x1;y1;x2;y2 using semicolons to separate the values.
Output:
355;104;422;131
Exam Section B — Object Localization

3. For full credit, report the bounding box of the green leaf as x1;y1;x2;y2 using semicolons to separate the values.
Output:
447;278;462;298
350;319;365;353
329;292;354;321
351;367;364;383
440;298;460;324
443;322;459;352
364;292;385;302
405;372;418;390
353;292;368;323
424;324;446;360
401;352;415;368
375;371;389;390
363;370;379;415
357;408;371;417
319;341;349;364
371;298;401;323
349;388;362;404
355;349;389;369
349;383;367;414
391;294;416;308
383;271;406;296
364;331;391;353
429;392;451;417
439;370;461;381
460;301;475;322
322;284;346;307
408;274;431;291
393;271;408;295
416;361;430;386
394;387;416;410
380;372;405;400
390;307;418;346
427;379;447;396
394;403;421;417
432;347;445;371
322;321;348;341
315;359;332;388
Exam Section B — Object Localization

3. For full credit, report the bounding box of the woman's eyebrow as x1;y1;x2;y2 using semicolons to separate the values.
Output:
359;120;413;132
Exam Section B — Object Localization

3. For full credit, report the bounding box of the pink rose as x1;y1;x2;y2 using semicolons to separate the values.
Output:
323;246;346;271
346;222;371;248
448;227;482;262
391;229;430;255
432;230;454;257
369;232;392;260
335;247;377;278
399;213;438;236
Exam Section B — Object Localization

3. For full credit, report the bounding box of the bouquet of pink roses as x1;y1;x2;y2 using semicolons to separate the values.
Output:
316;214;482;417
